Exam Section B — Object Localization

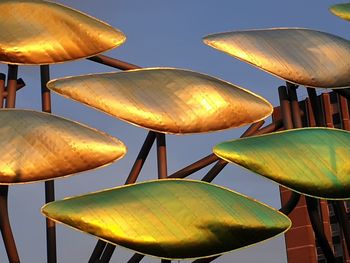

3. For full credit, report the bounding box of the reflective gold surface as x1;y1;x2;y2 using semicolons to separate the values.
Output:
0;109;126;184
203;28;350;88
47;68;273;134
330;4;350;22
42;179;290;259
214;128;350;199
0;0;125;65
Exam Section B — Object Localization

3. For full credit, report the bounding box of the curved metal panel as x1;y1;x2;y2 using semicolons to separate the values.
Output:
47;68;273;134
214;128;350;199
0;109;126;184
42;179;290;259
0;0;125;65
330;4;350;22
203;28;350;88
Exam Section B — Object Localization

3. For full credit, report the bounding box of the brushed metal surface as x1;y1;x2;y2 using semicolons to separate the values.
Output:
0;109;126;184
42;179;290;259
47;68;273;134
204;28;350;88
0;0;125;65
214;128;350;199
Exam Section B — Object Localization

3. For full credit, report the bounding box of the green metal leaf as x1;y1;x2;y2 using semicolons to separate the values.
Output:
42;179;290;259
214;128;350;199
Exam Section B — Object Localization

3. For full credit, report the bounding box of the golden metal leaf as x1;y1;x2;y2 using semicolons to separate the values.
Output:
0;109;126;184
0;0;125;65
214;128;350;199
203;28;350;88
47;68;273;134
330;4;350;22
42;179;290;259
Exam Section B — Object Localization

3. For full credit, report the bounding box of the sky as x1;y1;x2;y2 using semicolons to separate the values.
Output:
0;0;347;262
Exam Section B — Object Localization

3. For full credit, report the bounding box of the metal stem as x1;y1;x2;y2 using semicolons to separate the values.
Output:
87;55;140;70
306;88;323;126
89;240;106;263
5;65;18;108
161;260;171;263
168;154;219;179
305;197;335;262
0;73;5;108
279;192;301;215
332;88;350;100
201;160;227;183
125;131;157;184
157;133;168;179
98;244;116;263
332;201;350;254
40;65;57;263
192;255;220;263
305;87;336;261
240;120;265;137
0;186;20;263
127;254;145;263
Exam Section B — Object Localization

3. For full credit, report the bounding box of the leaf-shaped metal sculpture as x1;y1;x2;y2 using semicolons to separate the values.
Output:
330;3;350;22
203;28;350;88
42;179;290;259
214;128;350;199
47;68;273;134
0;0;125;65
0;109;126;184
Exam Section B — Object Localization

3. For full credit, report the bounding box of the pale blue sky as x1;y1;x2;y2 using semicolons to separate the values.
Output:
0;1;347;262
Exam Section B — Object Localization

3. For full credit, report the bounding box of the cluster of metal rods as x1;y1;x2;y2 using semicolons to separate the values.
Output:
1;54;350;263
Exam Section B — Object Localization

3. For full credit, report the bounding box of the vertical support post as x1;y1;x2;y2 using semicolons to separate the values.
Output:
0;65;20;263
156;133;167;179
40;65;57;263
5;65;18;108
305;88;335;262
0;73;5;108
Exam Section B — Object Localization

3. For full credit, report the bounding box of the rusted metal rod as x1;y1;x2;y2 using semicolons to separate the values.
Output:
125;131;157;184
157;133;168;179
40;65;57;263
88;55;140;70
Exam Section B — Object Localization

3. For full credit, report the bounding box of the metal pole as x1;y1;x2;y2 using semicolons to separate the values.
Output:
157;133;168;179
127;254;145;263
87;55;140;70
98;244;116;263
0;65;20;263
0;73;5;108
89;131;157;262
168;154;219;179
125;131;157;184
304;87;335;262
5;65;18;108
40;65;57;263
305;197;335;262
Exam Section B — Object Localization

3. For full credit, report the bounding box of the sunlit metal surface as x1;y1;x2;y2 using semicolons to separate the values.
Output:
214;128;350;199
0;109;126;184
0;0;125;65
42;179;290;259
203;28;350;88
47;68;273;134
330;4;350;22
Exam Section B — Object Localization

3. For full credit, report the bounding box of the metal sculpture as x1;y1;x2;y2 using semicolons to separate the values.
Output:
0;1;347;263
42;179;290;259
214;127;350;199
46;68;272;134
